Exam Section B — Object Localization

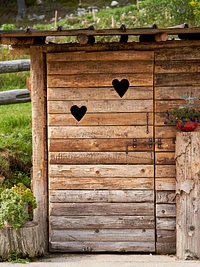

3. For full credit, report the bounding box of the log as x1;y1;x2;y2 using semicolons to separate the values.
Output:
175;132;200;260
0;59;30;73
0;221;42;261
154;33;168;42
0;89;30;105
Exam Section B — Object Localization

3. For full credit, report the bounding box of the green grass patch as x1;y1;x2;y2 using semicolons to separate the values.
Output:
0;71;30;91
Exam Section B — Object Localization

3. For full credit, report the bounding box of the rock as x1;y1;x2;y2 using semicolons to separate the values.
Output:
111;1;119;7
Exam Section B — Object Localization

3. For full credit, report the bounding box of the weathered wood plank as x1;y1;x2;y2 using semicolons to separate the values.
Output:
49;138;154;152
49;177;154;190
156;218;176;230
49;164;154;178
49;152;154;164
157;230;176;242
50;241;155;252
48;113;153;126
155;73;200;87
47;60;153;74
156;165;176;177
50;203;154;216
155;60;200;73
155;138;175;152
155;86;200;100
156;191;176;204
50;215;155;229
155;126;178;139
155;100;200;113
48;100;153;114
50;229;155;242
155;152;175;165
156;204;176;218
47;87;153;101
47;51;154;62
49;190;154;203
47;73;153;87
156;242;176;254
0;59;30;74
48;126;153;139
155;178;176;191
155;47;200;61
0;89;30;105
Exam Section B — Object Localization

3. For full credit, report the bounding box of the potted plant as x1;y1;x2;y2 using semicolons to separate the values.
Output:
164;106;200;132
0;183;37;230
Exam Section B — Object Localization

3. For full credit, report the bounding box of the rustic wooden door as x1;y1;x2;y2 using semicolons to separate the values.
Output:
47;50;155;252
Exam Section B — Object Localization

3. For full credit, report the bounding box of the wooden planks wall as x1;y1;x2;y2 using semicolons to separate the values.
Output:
154;46;200;254
47;50;155;252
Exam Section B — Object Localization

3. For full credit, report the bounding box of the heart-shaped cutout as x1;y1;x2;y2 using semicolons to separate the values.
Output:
70;105;87;121
112;79;129;98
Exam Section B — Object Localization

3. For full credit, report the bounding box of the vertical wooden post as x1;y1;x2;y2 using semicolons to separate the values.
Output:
175;132;200;260
30;46;48;254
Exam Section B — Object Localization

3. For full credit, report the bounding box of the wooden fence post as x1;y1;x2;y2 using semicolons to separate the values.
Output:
175;132;200;260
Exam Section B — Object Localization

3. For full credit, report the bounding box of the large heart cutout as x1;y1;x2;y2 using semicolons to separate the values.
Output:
70;105;87;121
112;79;129;98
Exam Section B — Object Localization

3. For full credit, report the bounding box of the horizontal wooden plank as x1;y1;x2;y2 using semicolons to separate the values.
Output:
155;60;200;74
155;86;200;100
47;51;154;62
49;164;154;178
49;178;154;190
47;87;153;101
50;241;155;252
49;138;154;152
50;203;154;216
155;113;169;126
155;152;175;165
48;100;153;114
49;152;154;164
48;113;153;126
156;242;176;254
50;229;155;242
155;47;200;61
155;138;175;152
157;230;176;243
155;126;177;139
155;100;200;113
156;165;175;177
47;60;153;75
49;190;154;203
47;73;153;88
156;204;176;218
156;191;176;204
156;217;176;230
48;126;153;139
155;178;176;191
155;73;200;87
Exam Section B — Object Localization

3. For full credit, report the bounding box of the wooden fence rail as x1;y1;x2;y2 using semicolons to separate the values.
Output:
0;59;31;104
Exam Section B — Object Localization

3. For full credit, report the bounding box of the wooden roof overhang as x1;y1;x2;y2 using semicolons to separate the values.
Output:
1;24;200;54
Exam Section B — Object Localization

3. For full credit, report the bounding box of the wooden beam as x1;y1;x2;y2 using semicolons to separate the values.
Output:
175;132;200;260
0;59;30;73
0;89;30;105
30;45;48;254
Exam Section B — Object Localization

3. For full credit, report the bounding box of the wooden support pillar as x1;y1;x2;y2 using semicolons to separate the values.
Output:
30;45;48;254
175;132;200;260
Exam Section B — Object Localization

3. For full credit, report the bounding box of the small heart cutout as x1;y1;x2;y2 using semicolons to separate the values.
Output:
70;105;87;121
112;79;129;98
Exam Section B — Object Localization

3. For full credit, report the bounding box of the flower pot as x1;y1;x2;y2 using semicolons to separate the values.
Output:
176;121;198;132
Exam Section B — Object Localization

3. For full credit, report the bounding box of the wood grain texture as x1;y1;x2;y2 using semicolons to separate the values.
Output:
49;190;154;203
156;165;176;177
49;164;154;178
47;51;155;62
49;138;154;152
47;73;153;88
156;204;176;218
155;100;200;113
50;215;155;229
50;229;155;242
156;242;176;254
155;178;176;191
155;73;200;87
49;177;154;190
155;152;175;165
47;87;153;101
156;191;176;204
157;230;176;242
155;60;200;73
155;86;200;100
155;47;200;61
49;202;154;216
47;60;153;75
49;151;154;164
48;100;153;114
48;126;153;139
50;241;155;252
48;113;153;126
156;218;176;230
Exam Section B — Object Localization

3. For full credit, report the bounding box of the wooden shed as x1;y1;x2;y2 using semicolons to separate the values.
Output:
1;25;200;256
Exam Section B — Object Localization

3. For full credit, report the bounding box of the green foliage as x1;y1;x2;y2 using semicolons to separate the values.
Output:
7;251;30;263
164;107;200;125
1;24;16;30
0;183;37;230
